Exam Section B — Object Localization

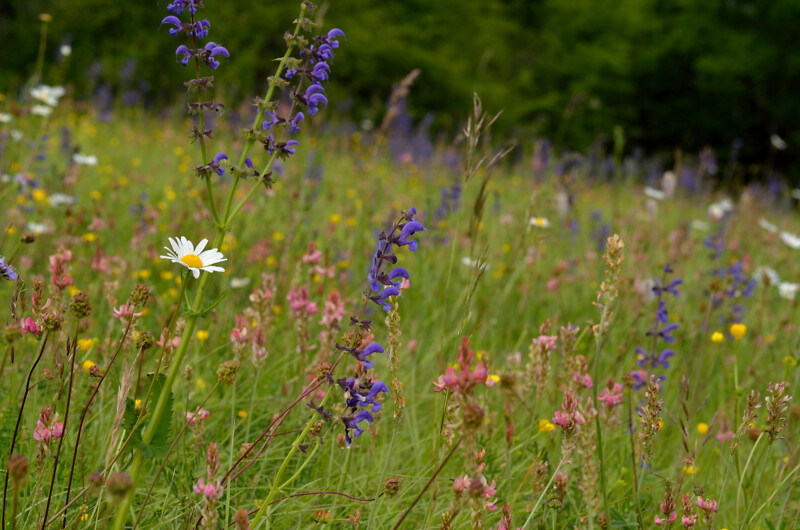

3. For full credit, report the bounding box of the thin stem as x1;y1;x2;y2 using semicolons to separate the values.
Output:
735;432;763;521
628;390;643;528
250;383;336;527
592;305;610;515
42;337;78;527
740;441;771;528
392;438;463;530
131;382;221;530
522;459;565;529
366;424;398;529
63;313;136;526
1;332;49;529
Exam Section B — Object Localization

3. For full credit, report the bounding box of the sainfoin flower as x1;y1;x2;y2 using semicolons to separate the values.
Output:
160;236;226;278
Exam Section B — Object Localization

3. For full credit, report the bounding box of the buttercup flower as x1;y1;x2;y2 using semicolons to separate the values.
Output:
160;236;226;278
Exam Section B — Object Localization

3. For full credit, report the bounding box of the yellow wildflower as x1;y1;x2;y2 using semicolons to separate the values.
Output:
196;330;209;342
82;360;95;374
711;332;724;344
78;338;94;352
697;423;709;436
730;323;746;341
683;464;698;475
237;410;248;420
538;419;555;433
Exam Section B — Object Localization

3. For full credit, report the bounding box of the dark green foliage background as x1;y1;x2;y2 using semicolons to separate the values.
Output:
2;0;799;164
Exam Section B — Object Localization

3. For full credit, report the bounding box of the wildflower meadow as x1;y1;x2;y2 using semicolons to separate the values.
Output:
2;2;800;529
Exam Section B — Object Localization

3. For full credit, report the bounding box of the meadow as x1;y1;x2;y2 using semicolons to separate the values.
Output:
2;3;800;529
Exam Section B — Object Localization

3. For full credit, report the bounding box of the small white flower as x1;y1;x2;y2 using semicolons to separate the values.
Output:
778;282;799;301
26;222;50;235
771;134;787;151
59;44;72;57
461;257;487;270
690;220;710;232
0;113;11;123
9;130;23;141
160;236;227;279
30;105;52;117
753;266;780;286
529;217;550;228
48;193;76;207
72;153;98;166
644;187;665;201
707;198;733;221
758;218;778;234
30;85;65;107
780;231;800;249
230;277;251;289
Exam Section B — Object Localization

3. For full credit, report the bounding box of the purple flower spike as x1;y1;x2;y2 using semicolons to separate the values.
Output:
192;19;210;39
397;221;425;251
290;112;304;133
327;28;346;48
161;16;183;36
283;140;299;156
358;343;385;369
387;267;410;287
203;42;230;69
211;152;228;175
311;62;331;82
0;257;18;283
175;45;193;66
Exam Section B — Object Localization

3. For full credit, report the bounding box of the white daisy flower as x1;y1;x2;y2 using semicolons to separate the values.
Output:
160;236;227;279
753;266;780;286
758;218;778;234
780;231;800;250
30;105;52;117
73;153;98;166
0;113;12;123
644;187;665;201
30;85;65;107
529;217;550;228
778;282;799;301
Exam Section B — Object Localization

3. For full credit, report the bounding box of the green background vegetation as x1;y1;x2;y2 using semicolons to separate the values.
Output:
1;0;799;169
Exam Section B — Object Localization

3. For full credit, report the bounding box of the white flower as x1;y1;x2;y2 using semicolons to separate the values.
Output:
753;266;780;286
9;130;23;141
48;193;76;207
230;277;251;289
0;113;11;123
30;105;52;117
529;217;550;228
73;153;98;166
778;282;799;301
59;44;72;57
690;220;710;232
758;218;778;234
792;189;800;200
461;257;487;270
708;198;734;221
160;236;227;279
780;231;800;250
30;85;65;107
26;222;50;235
771;134;787;151
644;187;665;201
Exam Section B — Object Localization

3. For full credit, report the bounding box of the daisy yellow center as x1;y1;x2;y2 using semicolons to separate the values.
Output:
181;254;203;268
534;218;546;226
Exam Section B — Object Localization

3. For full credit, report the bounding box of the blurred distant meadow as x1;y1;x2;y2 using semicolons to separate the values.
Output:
2;1;800;529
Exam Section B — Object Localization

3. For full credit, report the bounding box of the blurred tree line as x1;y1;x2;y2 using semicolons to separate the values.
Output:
1;0;798;171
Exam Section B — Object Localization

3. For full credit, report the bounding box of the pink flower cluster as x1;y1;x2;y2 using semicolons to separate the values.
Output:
33;406;64;443
433;338;487;395
21;317;39;336
186;407;210;426
49;248;73;289
286;285;318;317
553;391;585;429
193;477;223;501
598;379;624;409
452;474;498;512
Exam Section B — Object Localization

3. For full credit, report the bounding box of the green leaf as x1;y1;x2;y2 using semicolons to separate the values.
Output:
121;397;144;452
143;373;174;458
